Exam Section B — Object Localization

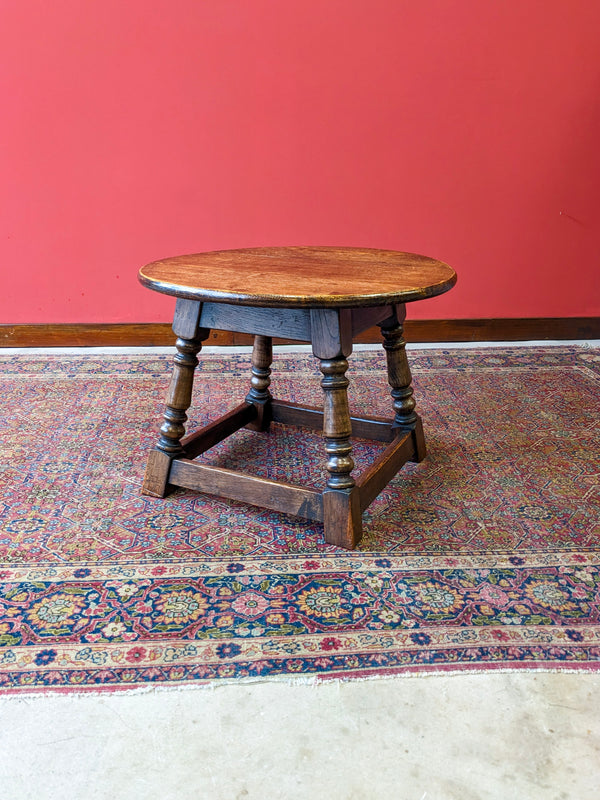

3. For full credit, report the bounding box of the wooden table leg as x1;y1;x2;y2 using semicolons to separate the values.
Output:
245;335;273;431
142;299;210;497
311;309;362;549
379;304;426;462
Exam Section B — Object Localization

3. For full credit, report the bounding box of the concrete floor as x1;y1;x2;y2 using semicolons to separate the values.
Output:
1;672;599;800
2;342;599;799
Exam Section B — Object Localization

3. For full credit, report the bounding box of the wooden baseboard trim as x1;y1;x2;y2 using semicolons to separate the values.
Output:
1;318;599;348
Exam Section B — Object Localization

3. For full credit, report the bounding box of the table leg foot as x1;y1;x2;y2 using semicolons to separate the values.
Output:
411;417;427;463
142;449;174;498
323;488;362;549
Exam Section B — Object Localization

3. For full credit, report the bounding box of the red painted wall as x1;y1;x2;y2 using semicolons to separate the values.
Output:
2;1;599;324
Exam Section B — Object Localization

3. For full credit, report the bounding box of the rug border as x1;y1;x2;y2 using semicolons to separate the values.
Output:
1;661;600;698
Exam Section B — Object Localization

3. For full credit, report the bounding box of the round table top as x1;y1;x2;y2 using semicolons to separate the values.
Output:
139;246;457;309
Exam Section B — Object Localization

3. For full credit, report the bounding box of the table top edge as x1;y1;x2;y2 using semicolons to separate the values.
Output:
138;270;457;308
138;246;457;308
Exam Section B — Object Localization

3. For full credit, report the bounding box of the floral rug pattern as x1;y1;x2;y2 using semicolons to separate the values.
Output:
1;346;599;692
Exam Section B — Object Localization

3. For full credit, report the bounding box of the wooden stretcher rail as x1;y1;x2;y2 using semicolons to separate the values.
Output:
182;402;256;459
271;399;394;443
356;431;415;512
169;459;325;522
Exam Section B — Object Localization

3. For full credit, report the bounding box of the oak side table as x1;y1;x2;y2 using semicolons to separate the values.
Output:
138;246;456;549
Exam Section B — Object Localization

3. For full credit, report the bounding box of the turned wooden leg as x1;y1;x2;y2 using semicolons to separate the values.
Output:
142;299;210;497
379;305;426;462
319;357;355;490
311;309;362;549
245;335;273;431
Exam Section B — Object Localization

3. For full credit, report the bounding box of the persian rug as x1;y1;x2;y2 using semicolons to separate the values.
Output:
1;345;599;693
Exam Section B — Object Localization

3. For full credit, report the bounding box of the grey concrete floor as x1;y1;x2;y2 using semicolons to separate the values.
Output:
1;672;599;800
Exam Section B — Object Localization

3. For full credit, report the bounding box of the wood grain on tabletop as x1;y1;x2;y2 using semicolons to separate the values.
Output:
139;246;457;308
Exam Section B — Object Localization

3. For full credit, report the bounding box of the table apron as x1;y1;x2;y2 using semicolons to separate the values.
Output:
199;303;311;340
197;302;395;342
